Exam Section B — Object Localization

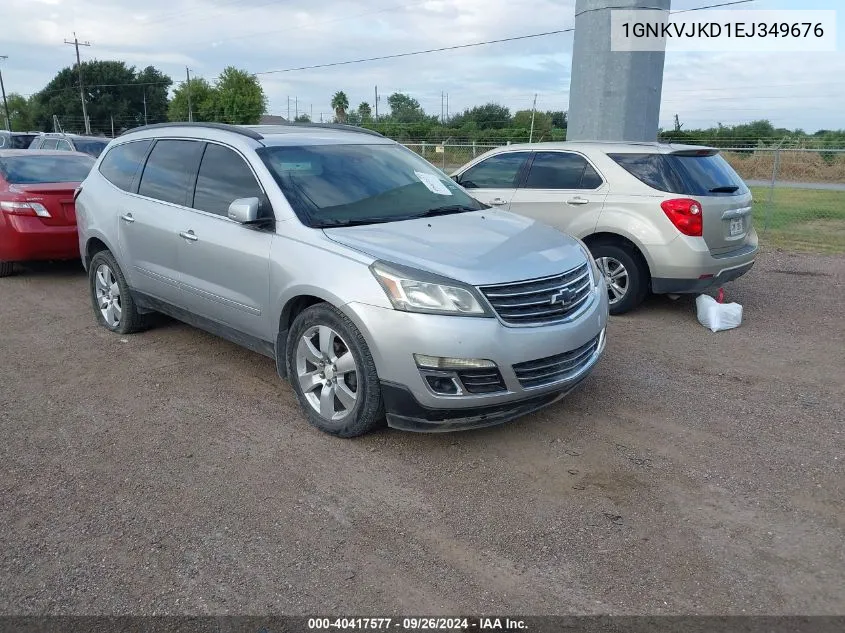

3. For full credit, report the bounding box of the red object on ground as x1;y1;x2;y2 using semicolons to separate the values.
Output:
716;288;725;303
0;150;93;266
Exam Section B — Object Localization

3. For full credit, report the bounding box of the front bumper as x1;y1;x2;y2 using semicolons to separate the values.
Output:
343;286;608;432
0;215;79;262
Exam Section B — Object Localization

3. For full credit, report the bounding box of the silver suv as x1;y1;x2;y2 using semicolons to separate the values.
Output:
76;123;608;437
452;142;758;314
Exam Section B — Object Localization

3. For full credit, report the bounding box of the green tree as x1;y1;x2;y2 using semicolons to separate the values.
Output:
168;77;215;122
29;60;171;134
5;93;35;131
452;103;511;130
294;113;311;123
546;110;567;129
331;91;349;123
512;110;552;140
386;93;428;123
211;67;267;124
357;101;372;122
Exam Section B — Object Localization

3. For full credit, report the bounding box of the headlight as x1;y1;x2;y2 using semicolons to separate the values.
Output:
370;261;491;316
576;239;602;287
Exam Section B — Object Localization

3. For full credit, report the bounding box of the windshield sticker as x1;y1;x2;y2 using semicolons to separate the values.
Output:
414;171;453;196
277;162;314;171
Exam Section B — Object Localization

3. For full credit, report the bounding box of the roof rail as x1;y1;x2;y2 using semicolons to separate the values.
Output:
120;121;264;141
287;122;384;138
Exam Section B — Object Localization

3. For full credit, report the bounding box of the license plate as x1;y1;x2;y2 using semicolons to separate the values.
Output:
729;217;744;236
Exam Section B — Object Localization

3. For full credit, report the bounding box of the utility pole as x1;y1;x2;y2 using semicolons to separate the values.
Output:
287;96;290;121
310;104;313;121
110;115;114;137
143;88;148;125
529;93;537;143
0;56;10;132
374;86;378;122
64;33;92;134
446;93;449;124
441;91;444;124
295;96;298;119
185;67;193;122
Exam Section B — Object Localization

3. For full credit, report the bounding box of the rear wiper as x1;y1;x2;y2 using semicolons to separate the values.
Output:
709;185;740;193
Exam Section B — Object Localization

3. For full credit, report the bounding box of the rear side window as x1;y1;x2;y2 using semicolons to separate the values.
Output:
138;140;204;205
99;140;152;192
40;138;59;150
609;152;747;196
459;152;530;189
0;154;94;184
523;151;603;189
56;140;73;151
3;134;38;149
74;140;108;158
192;144;264;216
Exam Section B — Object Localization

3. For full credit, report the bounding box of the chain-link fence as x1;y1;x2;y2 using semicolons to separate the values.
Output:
407;143;845;254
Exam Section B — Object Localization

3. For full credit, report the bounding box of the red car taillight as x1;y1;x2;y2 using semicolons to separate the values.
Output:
661;198;702;236
0;200;52;218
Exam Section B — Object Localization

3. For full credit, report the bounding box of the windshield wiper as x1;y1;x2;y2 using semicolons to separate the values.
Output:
709;185;740;193
316;217;397;228
417;204;483;217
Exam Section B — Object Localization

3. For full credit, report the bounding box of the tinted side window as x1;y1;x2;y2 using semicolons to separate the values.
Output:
40;138;59;150
459;152;530;189
99;140;152;192
192;144;264;216
138;140;204;206
523;152;602;189
28;137;42;149
56;140;73;151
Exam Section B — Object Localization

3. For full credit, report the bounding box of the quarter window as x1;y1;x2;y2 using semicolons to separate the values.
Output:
523;152;603;189
98;140;152;192
40;138;59;150
458;152;530;189
192;144;264;216
138;140;204;206
56;140;73;151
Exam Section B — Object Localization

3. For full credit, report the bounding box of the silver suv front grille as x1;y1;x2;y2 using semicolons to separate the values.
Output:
512;334;601;389
478;262;593;326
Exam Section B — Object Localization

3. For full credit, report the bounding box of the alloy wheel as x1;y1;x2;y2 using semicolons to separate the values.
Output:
295;325;359;422
94;264;122;327
596;256;629;306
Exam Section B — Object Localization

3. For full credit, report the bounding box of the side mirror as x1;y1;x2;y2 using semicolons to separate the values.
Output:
227;197;261;224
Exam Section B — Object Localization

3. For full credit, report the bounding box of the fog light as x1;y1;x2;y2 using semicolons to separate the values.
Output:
414;354;496;370
425;375;460;395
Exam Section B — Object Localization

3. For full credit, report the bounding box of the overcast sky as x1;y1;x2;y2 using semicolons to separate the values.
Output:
3;0;843;132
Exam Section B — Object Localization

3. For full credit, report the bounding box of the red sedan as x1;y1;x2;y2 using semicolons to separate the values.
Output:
0;150;95;277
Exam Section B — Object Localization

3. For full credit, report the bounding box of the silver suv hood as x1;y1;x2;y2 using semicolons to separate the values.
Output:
323;210;587;286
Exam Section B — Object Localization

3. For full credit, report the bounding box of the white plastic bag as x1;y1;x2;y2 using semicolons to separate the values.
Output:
696;293;743;332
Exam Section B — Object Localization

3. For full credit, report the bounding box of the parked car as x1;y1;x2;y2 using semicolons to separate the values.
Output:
0;150;95;277
28;133;110;158
75;122;608;437
451;142;758;314
0;131;39;150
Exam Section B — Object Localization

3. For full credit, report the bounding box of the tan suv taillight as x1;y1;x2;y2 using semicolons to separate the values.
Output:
661;198;702;237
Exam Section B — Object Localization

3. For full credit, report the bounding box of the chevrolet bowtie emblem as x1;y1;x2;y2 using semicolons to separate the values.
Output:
550;288;574;305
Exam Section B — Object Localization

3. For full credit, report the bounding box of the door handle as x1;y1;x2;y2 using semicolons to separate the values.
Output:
179;230;199;242
566;197;589;206
120;213;135;223
489;197;507;206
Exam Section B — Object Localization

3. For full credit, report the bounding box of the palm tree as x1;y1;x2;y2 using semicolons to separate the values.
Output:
331;91;349;124
358;101;372;122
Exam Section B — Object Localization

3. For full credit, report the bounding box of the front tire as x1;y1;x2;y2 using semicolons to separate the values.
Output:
89;250;147;334
0;261;14;277
286;303;384;437
591;242;648;315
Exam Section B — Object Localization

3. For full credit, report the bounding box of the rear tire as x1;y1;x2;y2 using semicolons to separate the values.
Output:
89;250;147;334
286;303;384;438
590;242;649;315
0;261;13;278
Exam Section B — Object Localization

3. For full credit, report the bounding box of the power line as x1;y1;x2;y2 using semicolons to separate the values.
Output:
671;0;756;14
255;29;576;75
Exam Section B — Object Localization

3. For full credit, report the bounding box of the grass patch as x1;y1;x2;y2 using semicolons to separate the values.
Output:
749;187;845;254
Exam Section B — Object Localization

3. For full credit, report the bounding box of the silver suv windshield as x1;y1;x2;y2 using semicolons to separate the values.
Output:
257;143;487;228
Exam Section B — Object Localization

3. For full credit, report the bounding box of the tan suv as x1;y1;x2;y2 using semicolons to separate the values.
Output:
451;142;758;314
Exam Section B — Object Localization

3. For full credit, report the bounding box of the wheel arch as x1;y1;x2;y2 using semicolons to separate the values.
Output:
583;231;653;282
83;235;116;272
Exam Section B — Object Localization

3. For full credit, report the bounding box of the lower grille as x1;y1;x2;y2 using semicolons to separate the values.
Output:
479;262;593;326
456;368;507;394
512;334;601;389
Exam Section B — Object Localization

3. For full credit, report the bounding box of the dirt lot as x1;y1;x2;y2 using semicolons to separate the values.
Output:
0;250;842;615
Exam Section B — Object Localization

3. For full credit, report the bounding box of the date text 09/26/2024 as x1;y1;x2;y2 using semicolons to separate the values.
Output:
307;617;528;630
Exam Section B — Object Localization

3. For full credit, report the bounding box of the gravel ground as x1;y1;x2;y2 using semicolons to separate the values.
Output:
0;250;842;616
